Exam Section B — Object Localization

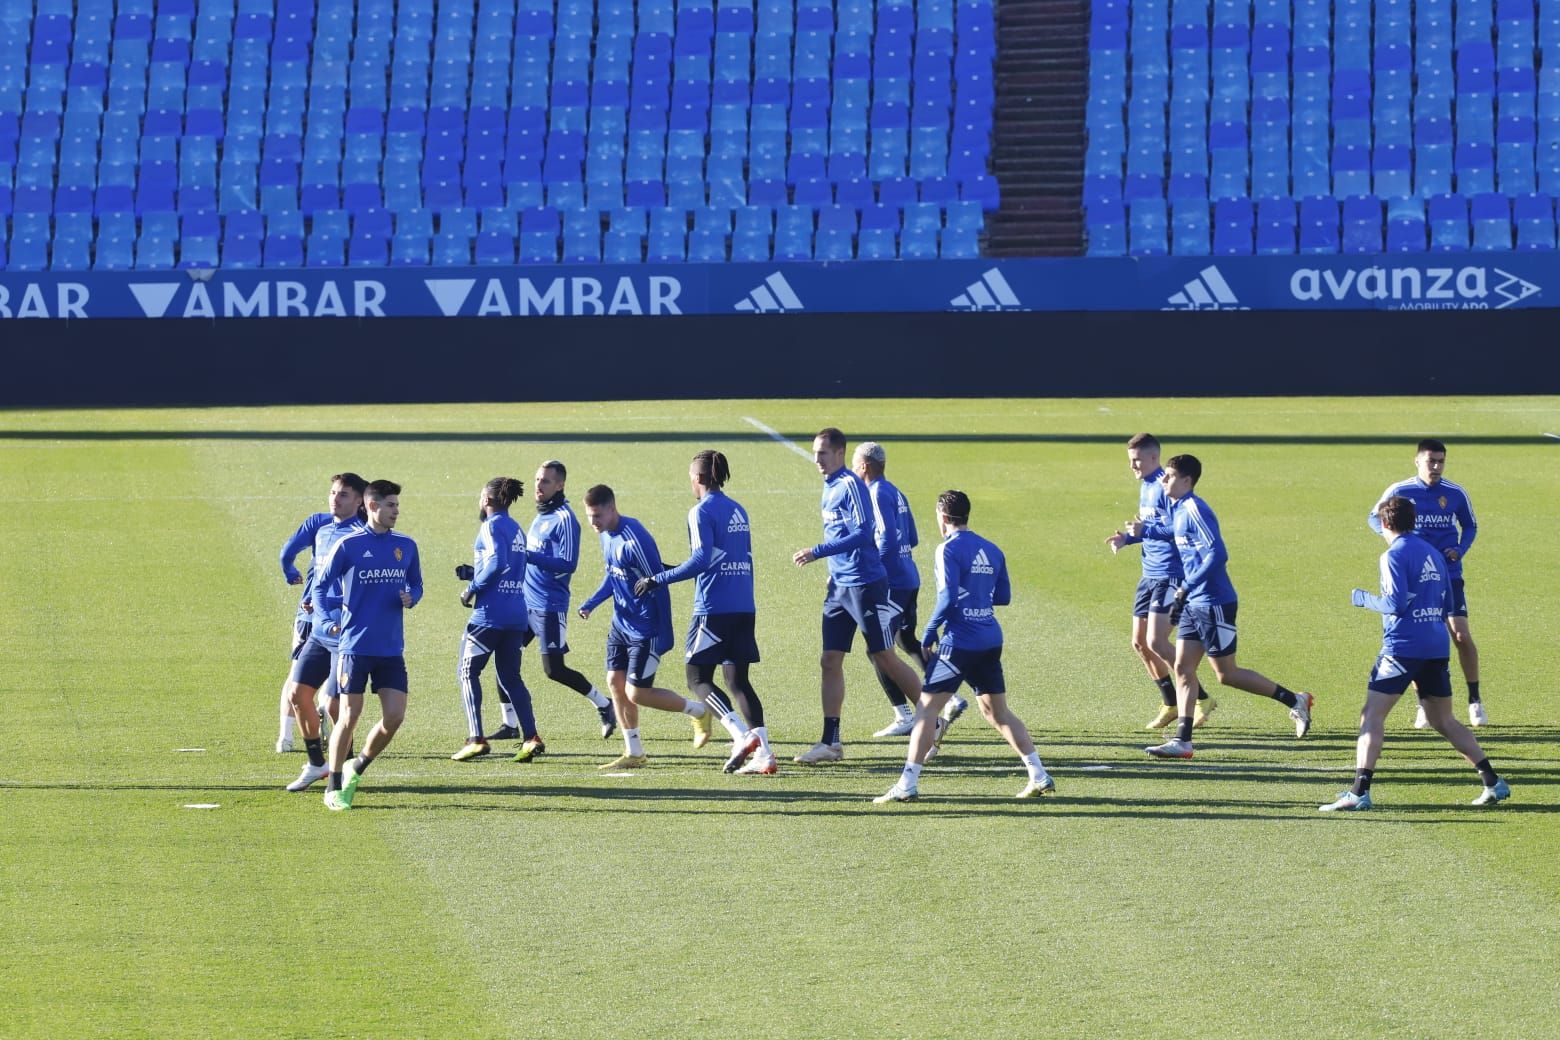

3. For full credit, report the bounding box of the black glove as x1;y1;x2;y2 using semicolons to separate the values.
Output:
454;564;474;581
1169;589;1188;626
633;575;659;597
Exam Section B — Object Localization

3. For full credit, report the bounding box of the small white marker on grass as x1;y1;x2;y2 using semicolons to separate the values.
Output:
1076;765;1115;772
174;748;206;753
601;772;637;778
182;803;220;810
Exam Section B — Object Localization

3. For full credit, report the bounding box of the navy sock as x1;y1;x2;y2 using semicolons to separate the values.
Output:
1154;676;1176;706
327;771;342;792
1351;769;1374;796
304;738;325;767
821;716;841;745
1468;681;1482;703
1196;683;1209;701
1272;684;1299;708
1175;716;1193;742
352;754;372;775
1474;758;1498;787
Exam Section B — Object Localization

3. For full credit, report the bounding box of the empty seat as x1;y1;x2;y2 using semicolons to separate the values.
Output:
1255;198;1297;254
1469;193;1512;249
1385;198;1427;252
1513;193;1555;249
1341;196;1384;253
1427;194;1472;250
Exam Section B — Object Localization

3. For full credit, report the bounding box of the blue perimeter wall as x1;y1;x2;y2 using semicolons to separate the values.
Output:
1;256;1557;405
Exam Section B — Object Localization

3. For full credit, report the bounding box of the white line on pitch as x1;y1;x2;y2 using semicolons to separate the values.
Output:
743;416;813;459
1545;432;1560;440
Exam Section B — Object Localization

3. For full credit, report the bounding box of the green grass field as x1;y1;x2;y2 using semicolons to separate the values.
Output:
1;396;1556;1039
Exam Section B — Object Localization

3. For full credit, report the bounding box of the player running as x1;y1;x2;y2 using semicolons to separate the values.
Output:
451;477;539;763
1320;496;1510;811
636;450;777;775
515;460;617;744
276;502;332;752
875;491;1054;803
1113;455;1315;760
1105;433;1215;730
316;480;423;811
279;473;367;793
578;485;714;769
1369;438;1485;728
852;441;968;742
792;428;924;764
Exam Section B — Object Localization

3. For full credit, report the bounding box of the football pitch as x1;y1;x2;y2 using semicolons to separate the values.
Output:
1;395;1556;1040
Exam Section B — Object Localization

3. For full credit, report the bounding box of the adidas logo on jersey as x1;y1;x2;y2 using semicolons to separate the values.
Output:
727;510;750;532
971;549;995;575
949;268;1024;311
734;273;804;313
362;549;374;558
1164;265;1248;310
1419;555;1442;583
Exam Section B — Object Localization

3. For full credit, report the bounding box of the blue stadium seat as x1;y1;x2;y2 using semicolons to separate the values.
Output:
1212;198;1254;254
1171;199;1210;255
1385;198;1427;252
1255;198;1297;254
1297;197;1340;253
1470;193;1512;250
1340;196;1384;253
1513;193;1555;249
1128;198;1168;256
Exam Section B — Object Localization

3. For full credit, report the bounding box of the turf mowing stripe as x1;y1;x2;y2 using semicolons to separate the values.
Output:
743;415;813;459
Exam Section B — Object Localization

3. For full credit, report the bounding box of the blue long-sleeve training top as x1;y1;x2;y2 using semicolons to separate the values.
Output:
467;509;529;629
867;477;920;591
653;490;756;615
524;498;582;612
812;466;887;586
304;516;367;649
1368;477;1477;578
582;515;675;653
1138;493;1239;606
922;529;1010;651
1117;468;1184;581
316;527;424;657
1355;531;1453;658
280;511;333;621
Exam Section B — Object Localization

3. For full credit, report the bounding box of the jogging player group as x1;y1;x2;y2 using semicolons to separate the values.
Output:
275;431;1510;813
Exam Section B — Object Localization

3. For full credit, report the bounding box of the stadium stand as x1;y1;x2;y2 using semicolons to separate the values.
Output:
1086;0;1560;255
0;0;998;269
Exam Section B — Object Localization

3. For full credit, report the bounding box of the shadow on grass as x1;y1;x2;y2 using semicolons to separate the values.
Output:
2;778;1547;819
3;430;1555;446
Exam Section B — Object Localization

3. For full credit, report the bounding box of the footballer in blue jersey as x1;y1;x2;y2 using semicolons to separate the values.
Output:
1368;438;1487;727
1320;497;1509;811
1106;434;1214;731
1125;455;1315;761
275;508;331;751
578;484;716;770
792;428;924;764
638;451;776;774
278;473;368;794
449;477;543;764
516;460;616;739
852;441;957;739
316;480;423;811
874;491;1054;804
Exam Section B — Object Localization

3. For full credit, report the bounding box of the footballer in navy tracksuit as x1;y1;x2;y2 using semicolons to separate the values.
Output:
313;480;421;808
1130;455;1312;758
1368;437;1485;723
453;478;537;754
1319;495;1508;811
873;490;1053;803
